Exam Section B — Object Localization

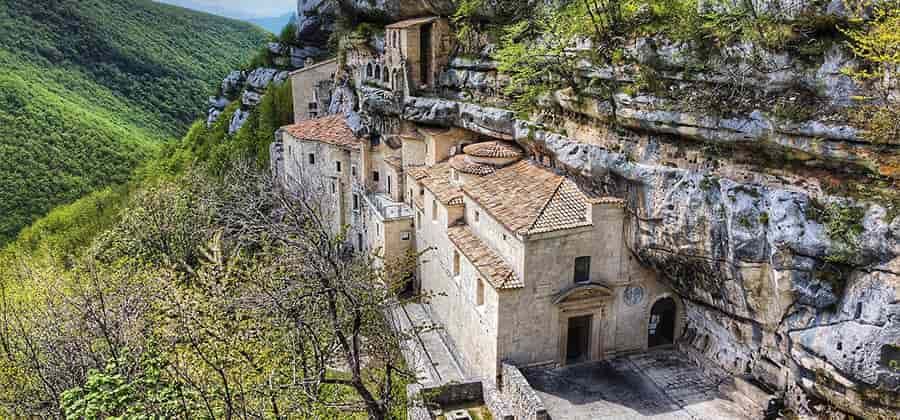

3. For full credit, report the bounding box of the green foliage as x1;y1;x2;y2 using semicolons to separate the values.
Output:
0;0;269;244
60;349;200;420
823;202;866;264
847;104;900;144
841;1;900;81
841;1;900;144
171;79;294;175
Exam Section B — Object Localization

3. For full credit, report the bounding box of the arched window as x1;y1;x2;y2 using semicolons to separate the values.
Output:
366;63;373;78
383;68;390;83
374;65;382;81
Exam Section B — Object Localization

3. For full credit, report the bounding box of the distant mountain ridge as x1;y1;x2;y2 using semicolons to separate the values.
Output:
248;12;296;34
0;0;270;244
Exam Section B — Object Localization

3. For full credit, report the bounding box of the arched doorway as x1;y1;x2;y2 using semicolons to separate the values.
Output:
648;297;676;347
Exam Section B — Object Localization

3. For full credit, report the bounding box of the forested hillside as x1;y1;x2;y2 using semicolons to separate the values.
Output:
0;0;270;244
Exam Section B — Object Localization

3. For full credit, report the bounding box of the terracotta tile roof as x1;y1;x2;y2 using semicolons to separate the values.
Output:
463;160;603;236
407;166;429;181
449;154;495;176
463;141;524;159
283;115;362;150
416;162;462;206
447;225;523;290
386;16;440;29
384;156;403;169
530;181;591;234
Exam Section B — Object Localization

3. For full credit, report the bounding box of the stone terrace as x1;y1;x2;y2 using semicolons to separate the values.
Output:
523;349;750;420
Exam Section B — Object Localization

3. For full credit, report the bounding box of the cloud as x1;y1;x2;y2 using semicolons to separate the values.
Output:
158;0;296;18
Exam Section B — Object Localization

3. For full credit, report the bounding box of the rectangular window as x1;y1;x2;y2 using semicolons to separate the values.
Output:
387;175;392;194
574;256;591;283
352;165;358;177
452;250;460;276
308;153;316;165
431;200;438;222
401;231;411;241
353;194;360;211
331;181;336;194
357;234;364;251
476;278;485;306
336;161;342;172
308;102;318;110
474;210;480;224
373;171;380;182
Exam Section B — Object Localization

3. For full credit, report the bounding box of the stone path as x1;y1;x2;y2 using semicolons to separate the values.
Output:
523;349;750;420
393;302;466;387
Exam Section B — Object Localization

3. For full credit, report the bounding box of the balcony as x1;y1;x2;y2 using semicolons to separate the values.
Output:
365;192;413;221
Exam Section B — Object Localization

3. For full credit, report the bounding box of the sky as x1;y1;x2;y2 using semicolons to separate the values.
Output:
155;0;296;19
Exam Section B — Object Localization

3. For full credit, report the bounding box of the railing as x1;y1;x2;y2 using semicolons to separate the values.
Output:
364;192;413;221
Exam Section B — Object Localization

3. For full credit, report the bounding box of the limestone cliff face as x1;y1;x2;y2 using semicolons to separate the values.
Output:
322;0;899;417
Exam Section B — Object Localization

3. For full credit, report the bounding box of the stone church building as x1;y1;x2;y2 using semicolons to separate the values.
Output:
276;17;684;382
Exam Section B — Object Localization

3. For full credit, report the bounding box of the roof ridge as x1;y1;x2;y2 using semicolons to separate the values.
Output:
525;177;567;234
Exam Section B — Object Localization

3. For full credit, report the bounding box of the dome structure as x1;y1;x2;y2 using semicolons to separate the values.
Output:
462;140;524;167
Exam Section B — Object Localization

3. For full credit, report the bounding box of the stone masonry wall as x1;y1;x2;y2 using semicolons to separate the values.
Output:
500;363;549;420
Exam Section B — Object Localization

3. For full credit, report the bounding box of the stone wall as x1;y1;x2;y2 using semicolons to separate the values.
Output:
500;363;549;420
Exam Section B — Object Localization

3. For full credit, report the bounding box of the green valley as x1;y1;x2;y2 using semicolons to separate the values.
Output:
0;0;270;244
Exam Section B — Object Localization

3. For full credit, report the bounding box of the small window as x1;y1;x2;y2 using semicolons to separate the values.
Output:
373;171;380;182
502;233;508;241
308;153;316;165
331;182;336;194
308;102;318;110
336;161;342;172
574;256;591;283
352;165;358;177
419;187;424;196
476;278;485;306
417;212;422;228
387;175;392;194
474;210;480;224
357;233;364;250
401;231;411;241
432;200;438;222
353;194;360;211
366;63;373;78
453;251;460;276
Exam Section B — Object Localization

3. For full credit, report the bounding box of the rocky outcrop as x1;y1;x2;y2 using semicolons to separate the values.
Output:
392;93;899;417
207;67;289;132
316;0;899;416
515;119;900;419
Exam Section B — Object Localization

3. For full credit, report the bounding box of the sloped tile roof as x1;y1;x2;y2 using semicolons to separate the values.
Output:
447;225;523;290
463;160;608;235
529;180;592;234
283;115;362;150
449;154;495;176
384;156;403;169
412;162;462;206
462;161;565;235
463;140;524;159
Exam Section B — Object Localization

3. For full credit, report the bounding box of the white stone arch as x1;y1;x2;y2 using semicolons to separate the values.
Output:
644;292;685;349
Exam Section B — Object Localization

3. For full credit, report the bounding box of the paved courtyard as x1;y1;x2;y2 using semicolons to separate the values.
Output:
523;350;751;419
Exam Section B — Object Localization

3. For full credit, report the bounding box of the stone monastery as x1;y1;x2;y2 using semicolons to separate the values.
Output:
276;16;682;381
